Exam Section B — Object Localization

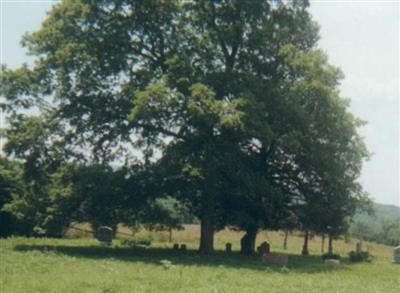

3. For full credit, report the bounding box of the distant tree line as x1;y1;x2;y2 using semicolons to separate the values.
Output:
1;0;371;255
349;206;400;246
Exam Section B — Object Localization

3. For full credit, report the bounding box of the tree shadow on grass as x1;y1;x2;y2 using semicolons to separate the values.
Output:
14;244;351;274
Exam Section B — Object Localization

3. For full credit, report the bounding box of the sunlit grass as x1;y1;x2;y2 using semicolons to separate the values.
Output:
1;225;399;293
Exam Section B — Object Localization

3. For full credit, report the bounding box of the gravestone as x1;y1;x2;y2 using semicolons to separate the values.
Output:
173;243;179;250
258;241;270;255
96;226;113;245
394;245;400;264
262;253;288;266
180;244;187;251
356;240;362;254
325;259;340;267
225;243;232;253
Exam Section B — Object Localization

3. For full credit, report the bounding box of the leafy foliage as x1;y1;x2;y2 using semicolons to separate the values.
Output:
0;0;370;253
350;203;400;246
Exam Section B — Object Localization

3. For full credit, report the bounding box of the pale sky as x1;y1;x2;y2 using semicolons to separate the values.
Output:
0;0;399;206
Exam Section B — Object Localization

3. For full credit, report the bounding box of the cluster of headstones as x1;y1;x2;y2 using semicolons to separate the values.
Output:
94;226;400;265
223;241;271;254
352;240;400;264
257;242;289;266
224;241;288;265
173;243;187;251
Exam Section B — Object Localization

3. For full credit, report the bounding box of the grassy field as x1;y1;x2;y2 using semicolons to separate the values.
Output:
1;225;399;293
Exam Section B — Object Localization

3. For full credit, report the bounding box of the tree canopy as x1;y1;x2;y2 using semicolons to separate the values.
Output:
0;0;369;254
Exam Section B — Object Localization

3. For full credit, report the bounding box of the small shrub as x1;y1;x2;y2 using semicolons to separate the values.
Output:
321;253;341;260
348;251;371;262
280;266;290;273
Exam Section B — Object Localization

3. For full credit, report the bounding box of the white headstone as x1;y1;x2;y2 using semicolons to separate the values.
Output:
325;259;340;267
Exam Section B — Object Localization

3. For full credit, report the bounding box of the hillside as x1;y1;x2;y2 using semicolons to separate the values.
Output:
350;202;400;246
353;202;399;224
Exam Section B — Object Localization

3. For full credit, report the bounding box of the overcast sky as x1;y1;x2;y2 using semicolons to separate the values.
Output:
1;0;399;206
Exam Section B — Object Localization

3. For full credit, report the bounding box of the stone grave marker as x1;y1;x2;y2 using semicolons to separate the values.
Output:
394;245;400;264
180;244;187;251
325;259;340;267
262;253;288;266
96;226;113;245
173;243;179;250
258;241;270;255
356;240;362;254
225;243;232;253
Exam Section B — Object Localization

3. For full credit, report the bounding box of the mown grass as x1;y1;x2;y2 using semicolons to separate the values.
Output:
1;225;399;293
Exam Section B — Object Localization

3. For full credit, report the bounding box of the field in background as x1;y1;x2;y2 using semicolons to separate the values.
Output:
65;223;394;259
1;225;399;293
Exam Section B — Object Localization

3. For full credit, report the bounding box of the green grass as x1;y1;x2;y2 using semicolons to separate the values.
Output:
1;227;399;293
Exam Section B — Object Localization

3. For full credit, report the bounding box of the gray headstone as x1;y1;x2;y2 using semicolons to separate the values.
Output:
259;241;270;255
394;245;400;264
356;240;362;254
225;242;232;253
96;226;113;245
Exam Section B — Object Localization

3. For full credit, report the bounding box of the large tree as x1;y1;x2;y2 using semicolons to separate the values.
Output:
1;0;368;253
273;46;370;255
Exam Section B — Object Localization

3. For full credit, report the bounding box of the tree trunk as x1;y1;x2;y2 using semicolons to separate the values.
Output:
240;226;258;255
301;230;309;255
199;216;214;254
199;202;215;254
328;234;333;254
283;230;289;250
91;222;99;238
321;234;325;253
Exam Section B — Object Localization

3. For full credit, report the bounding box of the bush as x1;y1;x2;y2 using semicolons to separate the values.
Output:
0;212;17;238
321;253;341;260
0;211;34;238
348;251;371;262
